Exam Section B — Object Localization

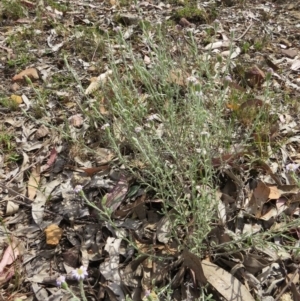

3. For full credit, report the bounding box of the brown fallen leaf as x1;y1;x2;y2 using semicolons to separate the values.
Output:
68;114;83;127
35;125;49;139
179;18;193;27
247;181;281;217
182;248;207;286
245;65;265;88
281;49;298;59
264;55;279;71
82;165;109;177
12;68;39;82
44;224;63;246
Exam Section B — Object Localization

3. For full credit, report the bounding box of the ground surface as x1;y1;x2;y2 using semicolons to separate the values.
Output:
0;0;300;300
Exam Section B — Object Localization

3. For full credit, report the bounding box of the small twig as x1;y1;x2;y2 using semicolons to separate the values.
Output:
234;23;253;41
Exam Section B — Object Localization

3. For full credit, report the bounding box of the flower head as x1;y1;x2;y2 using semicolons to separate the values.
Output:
72;266;88;281
286;163;300;173
74;185;83;194
56;275;66;286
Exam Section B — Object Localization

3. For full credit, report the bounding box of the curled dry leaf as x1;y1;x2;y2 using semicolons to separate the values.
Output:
68;114;84;127
35;125;49;139
246;181;281;218
44;224;63;246
85;70;112;95
182;249;207;286
12;68;39;82
6;201;19;216
245;65;265;88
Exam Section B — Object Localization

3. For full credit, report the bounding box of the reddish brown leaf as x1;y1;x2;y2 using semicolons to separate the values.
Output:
82;165;109;177
41;148;58;172
0;238;19;274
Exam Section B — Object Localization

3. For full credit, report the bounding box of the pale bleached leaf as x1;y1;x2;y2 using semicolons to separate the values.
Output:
85;70;112;95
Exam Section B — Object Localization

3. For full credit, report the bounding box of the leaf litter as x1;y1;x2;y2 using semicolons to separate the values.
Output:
0;0;300;300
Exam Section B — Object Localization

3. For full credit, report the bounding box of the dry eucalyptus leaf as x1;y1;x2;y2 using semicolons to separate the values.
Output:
32;179;60;225
202;260;255;301
27;166;41;200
